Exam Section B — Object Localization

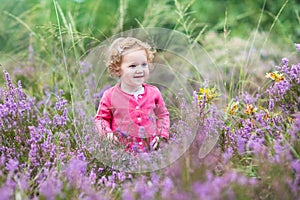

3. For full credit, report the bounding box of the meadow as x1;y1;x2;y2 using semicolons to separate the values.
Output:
0;0;300;199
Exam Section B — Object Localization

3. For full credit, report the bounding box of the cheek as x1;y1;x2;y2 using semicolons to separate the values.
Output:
144;73;150;81
145;69;150;76
121;70;132;78
116;67;123;77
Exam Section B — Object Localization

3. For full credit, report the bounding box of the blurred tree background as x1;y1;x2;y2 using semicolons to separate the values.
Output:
0;0;299;54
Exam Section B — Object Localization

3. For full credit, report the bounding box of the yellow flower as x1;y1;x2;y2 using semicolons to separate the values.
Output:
288;117;294;124
227;101;239;115
197;87;219;103
244;104;257;115
265;71;284;82
263;114;269;121
258;106;270;121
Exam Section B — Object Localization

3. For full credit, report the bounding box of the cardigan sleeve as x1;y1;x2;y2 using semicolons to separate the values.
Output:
94;90;113;137
154;88;170;140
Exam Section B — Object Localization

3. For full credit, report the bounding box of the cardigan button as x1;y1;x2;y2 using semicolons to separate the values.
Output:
137;117;141;121
136;106;140;109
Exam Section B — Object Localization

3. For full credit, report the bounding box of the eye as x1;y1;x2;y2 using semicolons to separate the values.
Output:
129;65;136;68
141;63;148;67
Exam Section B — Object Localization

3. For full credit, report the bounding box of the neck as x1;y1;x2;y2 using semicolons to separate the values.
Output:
120;83;143;94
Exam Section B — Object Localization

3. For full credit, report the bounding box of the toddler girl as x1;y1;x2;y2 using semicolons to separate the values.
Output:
94;37;170;152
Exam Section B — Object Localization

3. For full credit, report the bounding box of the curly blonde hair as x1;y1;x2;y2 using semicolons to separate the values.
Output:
106;37;155;77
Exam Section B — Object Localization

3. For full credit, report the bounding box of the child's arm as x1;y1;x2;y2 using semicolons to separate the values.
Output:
154;89;170;141
94;91;114;138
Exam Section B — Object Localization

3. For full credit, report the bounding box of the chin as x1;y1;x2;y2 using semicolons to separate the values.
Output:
134;83;144;87
132;79;144;85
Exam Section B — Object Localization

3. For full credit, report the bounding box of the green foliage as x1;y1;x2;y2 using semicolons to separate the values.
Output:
192;0;300;41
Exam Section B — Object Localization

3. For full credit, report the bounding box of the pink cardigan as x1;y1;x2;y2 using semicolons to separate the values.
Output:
95;83;170;152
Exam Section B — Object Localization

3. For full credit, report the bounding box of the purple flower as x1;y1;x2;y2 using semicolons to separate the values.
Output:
192;181;217;199
222;146;233;163
0;185;13;200
289;114;300;139
237;135;245;155
290;63;300;84
267;79;291;102
274;140;283;155
53;107;68;126
225;188;236;200
133;176;156;200
295;43;300;52
17;80;26;100
282;57;289;66
3;70;14;96
242;92;258;104
268;98;274;111
79;60;92;74
93;84;111;99
77;151;86;161
122;186;135;200
54;98;68;111
5;159;19;172
39;171;62;200
291;160;300;175
161;177;174;199
116;128;129;138
117;171;126;182
99;175;107;185
29;143;38;166
0;154;5;167
89;169;97;185
64;158;87;186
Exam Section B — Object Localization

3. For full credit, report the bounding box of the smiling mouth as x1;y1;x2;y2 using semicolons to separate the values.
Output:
134;75;144;78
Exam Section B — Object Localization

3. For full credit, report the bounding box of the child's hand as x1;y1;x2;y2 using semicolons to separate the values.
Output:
151;136;168;150
150;136;160;150
107;132;119;144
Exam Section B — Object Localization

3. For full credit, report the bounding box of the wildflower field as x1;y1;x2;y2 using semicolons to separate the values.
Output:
0;0;300;199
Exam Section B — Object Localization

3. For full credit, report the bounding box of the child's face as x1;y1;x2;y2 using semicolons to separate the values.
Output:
119;49;149;89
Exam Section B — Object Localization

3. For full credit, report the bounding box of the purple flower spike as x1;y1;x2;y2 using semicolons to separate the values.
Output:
5;159;19;172
3;70;14;96
282;57;288;66
116;128;129;138
295;43;300;52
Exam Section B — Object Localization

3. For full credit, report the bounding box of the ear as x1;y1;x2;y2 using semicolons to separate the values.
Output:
116;71;122;77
